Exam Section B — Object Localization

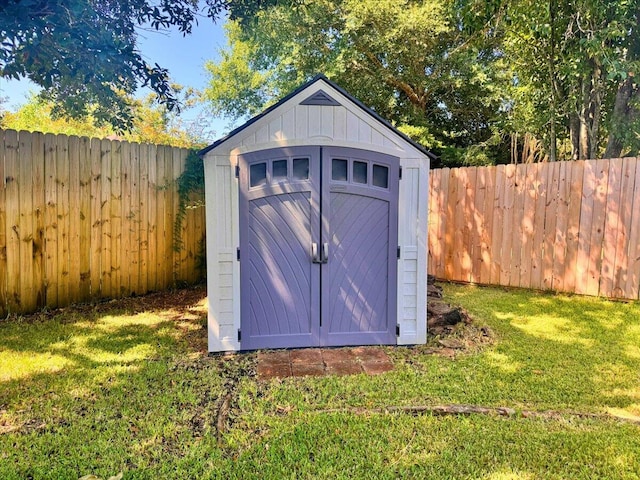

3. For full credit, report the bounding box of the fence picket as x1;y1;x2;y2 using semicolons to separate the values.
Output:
0;132;7;316
31;132;45;308
564;161;584;292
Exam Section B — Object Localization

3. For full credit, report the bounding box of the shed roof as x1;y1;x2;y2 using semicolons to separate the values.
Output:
199;74;436;160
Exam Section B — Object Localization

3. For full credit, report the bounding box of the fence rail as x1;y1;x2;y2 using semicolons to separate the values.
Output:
428;158;640;300
0;129;205;316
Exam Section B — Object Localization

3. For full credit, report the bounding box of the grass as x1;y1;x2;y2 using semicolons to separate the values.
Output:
1;284;639;479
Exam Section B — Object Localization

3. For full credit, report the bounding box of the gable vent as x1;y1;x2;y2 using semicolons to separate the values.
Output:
300;89;341;106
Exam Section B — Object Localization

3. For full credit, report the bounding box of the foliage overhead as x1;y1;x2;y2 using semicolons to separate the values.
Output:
0;0;275;131
203;0;510;166
204;0;640;164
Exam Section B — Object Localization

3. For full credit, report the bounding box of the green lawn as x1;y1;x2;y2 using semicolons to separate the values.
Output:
1;284;639;479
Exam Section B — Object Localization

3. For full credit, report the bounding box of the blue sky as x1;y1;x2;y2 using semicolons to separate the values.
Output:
0;14;232;141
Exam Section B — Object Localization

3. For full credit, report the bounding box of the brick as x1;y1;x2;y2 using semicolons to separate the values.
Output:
258;362;292;380
290;349;323;364
291;363;326;377
352;347;390;363
257;350;290;365
321;348;355;364
326;361;363;376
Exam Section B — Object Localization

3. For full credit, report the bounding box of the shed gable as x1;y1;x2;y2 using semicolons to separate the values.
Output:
202;76;428;158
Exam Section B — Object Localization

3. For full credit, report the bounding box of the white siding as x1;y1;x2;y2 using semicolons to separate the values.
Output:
397;160;429;345
205;155;240;352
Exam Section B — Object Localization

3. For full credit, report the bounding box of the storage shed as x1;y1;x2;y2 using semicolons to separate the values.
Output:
201;75;433;352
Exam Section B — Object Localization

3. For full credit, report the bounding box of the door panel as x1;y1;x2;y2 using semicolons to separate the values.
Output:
239;146;398;349
321;147;398;346
239;147;320;350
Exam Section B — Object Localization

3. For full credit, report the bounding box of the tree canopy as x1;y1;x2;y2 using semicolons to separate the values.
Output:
0;0;274;131
203;0;640;164
203;0;510;165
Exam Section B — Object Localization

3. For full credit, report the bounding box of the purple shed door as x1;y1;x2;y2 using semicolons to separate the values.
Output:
320;147;398;346
238;146;398;350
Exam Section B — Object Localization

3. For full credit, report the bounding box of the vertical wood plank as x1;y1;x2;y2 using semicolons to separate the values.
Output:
4;130;20;312
194;205;205;282
164;145;175;288
427;169;439;277
542;162;559;290
171;147;184;282
499;164;515;286
624;158;640;299
139;144;150;294
435;168;449;279
552;161;570;292
67;135;81;304
147;144;158;291
43;134;58;307
120;141;132;296
56;135;70;306
470;167;483;283
575;160;596;295
155;145;167;290
100;138;112;297
489;165;505;285
31;132;46;308
89;137;102;297
128;142;141;294
530;163;548;289
564;161;584;293
479;166;495;284
613;157;636;298
519;164;537;289
18;131;36;311
454;169;469;281
78;136;92;301
465;167;478;283
110;141;123;296
585;159;610;296
0;131;7;316
509;164;526;287
444;168;457;280
600;158;623;297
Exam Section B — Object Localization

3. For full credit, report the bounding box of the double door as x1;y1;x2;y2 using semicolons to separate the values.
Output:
238;146;398;349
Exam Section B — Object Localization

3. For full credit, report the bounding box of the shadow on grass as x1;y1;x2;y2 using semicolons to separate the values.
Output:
0;285;212;404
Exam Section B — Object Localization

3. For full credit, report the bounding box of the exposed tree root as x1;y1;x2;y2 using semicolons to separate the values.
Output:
298;403;640;426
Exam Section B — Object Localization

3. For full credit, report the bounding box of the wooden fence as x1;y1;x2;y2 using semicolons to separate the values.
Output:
428;158;640;300
0;129;205;316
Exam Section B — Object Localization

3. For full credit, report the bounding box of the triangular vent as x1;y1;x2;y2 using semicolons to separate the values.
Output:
300;89;341;106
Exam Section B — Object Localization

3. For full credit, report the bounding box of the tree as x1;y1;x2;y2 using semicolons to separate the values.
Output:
499;0;640;160
0;0;275;131
203;0;511;166
1;90;205;148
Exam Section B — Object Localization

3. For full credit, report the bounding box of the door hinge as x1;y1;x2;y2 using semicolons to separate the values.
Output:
235;165;240;178
397;246;401;259
236;247;240;261
396;324;400;336
399;166;403;180
237;329;242;342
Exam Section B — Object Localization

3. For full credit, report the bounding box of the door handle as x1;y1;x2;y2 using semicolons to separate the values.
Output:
311;242;321;263
322;242;329;263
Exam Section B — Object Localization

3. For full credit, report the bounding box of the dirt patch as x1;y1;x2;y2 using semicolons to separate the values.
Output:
4;284;209;325
424;276;494;357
